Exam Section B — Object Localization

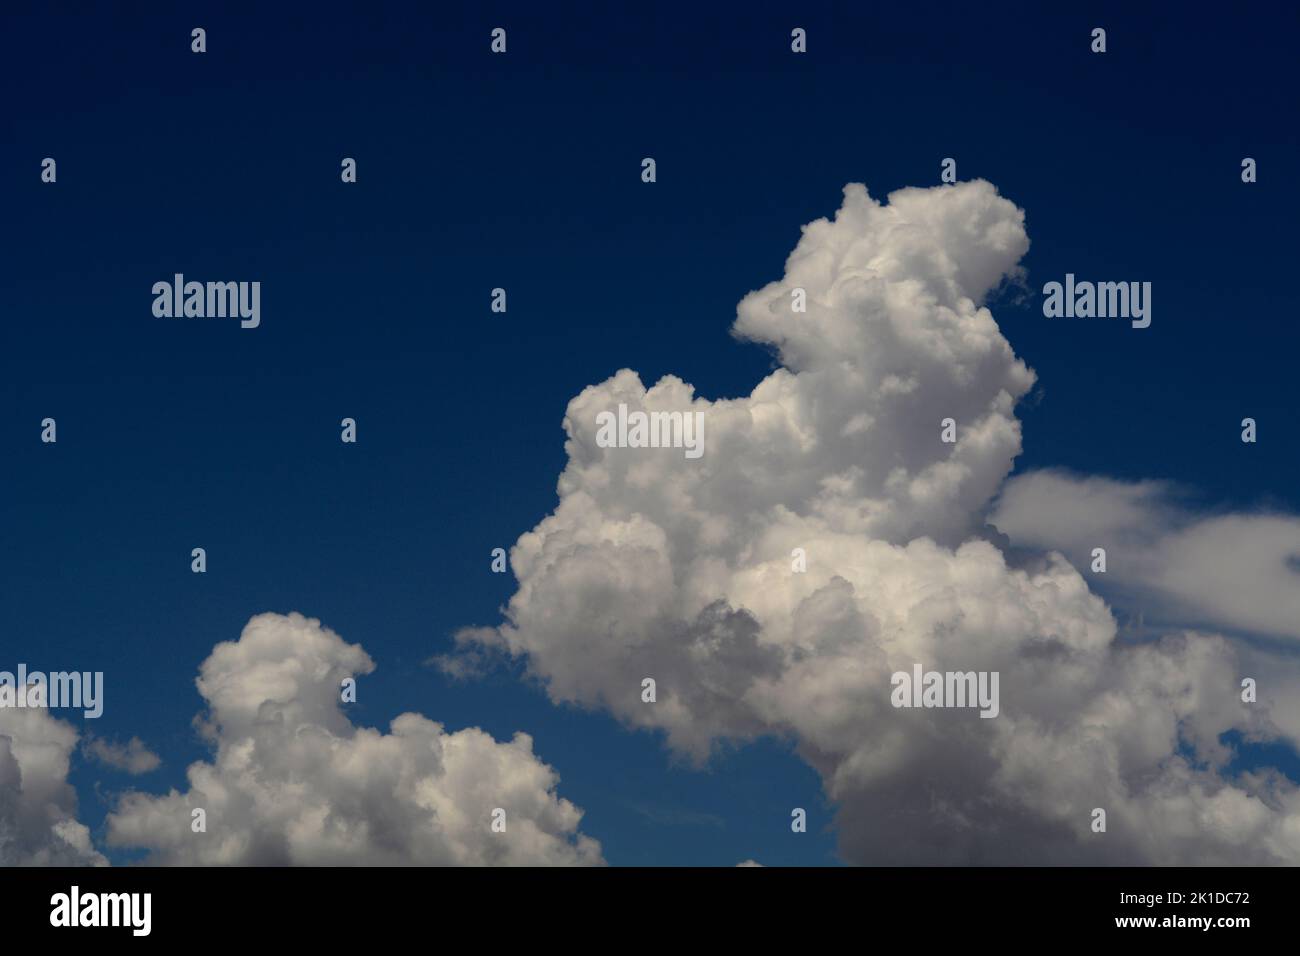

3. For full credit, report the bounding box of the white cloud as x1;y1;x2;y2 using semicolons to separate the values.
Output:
448;180;1300;864
83;735;162;775
991;470;1300;642
106;612;602;865
0;700;106;866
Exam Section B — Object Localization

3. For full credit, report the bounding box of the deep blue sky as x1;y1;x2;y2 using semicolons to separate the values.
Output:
2;2;1297;865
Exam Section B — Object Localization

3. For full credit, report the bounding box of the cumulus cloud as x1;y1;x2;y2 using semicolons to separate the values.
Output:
448;180;1300;864
0;698;106;866
106;612;602;865
991;470;1300;642
83;735;161;776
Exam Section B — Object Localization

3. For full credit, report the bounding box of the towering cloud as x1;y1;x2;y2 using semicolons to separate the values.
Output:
107;612;602;865
446;180;1300;864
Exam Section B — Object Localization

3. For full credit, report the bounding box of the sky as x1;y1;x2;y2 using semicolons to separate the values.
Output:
2;2;1298;866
